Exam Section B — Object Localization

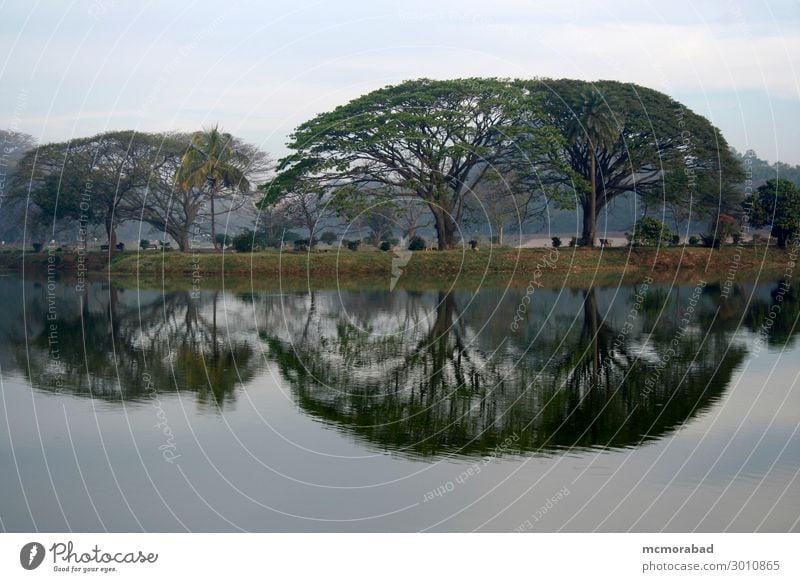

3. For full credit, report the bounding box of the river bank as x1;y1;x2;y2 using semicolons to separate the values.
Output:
0;245;795;289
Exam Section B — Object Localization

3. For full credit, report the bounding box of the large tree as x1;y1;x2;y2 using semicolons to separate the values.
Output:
12;131;168;249
260;78;563;250
749;178;800;248
521;79;745;246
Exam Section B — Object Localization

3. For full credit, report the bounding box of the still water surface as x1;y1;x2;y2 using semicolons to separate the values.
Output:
0;275;798;531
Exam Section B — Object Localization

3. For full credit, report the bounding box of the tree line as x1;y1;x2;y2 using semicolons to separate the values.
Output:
3;78;800;252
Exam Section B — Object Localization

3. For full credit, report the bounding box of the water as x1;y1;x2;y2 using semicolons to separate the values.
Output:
0;275;798;531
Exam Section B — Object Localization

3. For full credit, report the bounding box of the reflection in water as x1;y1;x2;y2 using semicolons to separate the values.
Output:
259;284;751;458
3;277;796;458
0;280;259;408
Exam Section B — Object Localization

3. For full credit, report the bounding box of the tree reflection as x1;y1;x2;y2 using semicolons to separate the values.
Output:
2;281;259;408
261;284;748;458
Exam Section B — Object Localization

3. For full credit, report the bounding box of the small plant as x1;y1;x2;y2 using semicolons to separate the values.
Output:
671;235;680;246
215;233;232;248
140;239;150;250
629;217;673;247
568;237;577;248
551;237;562;248
688;235;700;246
469;239;479;250
346;239;361;251
379;241;392;252
294;239;310;252
408;235;427;251
32;242;43;252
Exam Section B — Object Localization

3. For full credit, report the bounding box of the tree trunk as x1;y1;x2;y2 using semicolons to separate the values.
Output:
497;224;504;247
210;194;218;251
433;209;457;250
581;200;596;247
105;211;117;250
587;152;597;247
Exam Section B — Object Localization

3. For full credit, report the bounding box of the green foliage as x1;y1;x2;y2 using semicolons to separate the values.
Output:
379;241;392;252
215;233;232;247
262;78;563;249
519;79;745;242
551;236;562;248
232;229;266;253
629;217;673;247
408;236;427;251
748;178;800;248
688;235;700;246
140;239;150;250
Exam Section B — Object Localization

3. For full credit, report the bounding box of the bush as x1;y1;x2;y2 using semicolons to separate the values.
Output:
671;235;680;246
232;230;265;253
379;241;392;252
294;239;310;252
629;217;673;247
215;233;232;247
319;231;337;245
688;235;700;246
345;239;361;251
408;236;427;251
32;242;42;252
551;236;562;248
140;239;150;250
700;233;721;248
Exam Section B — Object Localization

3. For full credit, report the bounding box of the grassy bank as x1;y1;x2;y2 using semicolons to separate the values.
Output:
0;245;794;289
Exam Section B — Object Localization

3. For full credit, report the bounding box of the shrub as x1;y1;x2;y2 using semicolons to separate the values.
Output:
629;217;673;247
140;239;150;250
294;239;310;252
32;242;42;252
688;235;700;246
379;241;392;252
551;236;562;248
232;230;265;253
671;235;680;246
700;233;721;248
346;239;361;251
215;233;232;247
408;235;427;251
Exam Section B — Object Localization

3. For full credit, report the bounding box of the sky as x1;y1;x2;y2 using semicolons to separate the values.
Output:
1;0;799;163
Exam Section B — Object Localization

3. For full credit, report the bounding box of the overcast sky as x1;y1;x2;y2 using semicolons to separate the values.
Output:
2;0;799;163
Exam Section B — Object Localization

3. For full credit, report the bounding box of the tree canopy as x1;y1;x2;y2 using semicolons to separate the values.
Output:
260;78;564;249
749;178;800;248
519;79;745;245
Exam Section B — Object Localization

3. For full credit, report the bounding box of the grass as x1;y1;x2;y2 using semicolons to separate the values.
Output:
0;244;794;290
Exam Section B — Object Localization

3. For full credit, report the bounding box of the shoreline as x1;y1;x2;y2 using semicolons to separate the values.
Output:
0;246;793;289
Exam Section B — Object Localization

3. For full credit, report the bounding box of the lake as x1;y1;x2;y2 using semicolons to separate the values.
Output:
0;273;798;532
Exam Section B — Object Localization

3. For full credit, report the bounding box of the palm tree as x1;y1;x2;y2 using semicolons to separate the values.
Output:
178;125;252;250
567;91;617;247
